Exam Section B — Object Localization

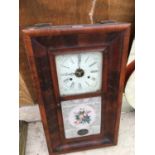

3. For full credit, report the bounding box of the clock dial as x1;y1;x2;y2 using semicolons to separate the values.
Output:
55;51;103;96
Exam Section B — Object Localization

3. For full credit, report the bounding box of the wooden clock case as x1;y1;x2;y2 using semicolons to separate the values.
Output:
22;22;131;155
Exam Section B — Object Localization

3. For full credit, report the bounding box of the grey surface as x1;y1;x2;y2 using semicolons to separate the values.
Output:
25;112;135;155
19;105;41;122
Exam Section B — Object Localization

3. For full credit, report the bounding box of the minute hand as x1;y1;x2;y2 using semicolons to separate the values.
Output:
78;54;81;68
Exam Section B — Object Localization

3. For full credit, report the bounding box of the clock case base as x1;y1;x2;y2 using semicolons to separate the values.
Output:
22;22;131;155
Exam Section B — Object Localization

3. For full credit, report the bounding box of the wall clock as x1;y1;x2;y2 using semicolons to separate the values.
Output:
23;22;131;155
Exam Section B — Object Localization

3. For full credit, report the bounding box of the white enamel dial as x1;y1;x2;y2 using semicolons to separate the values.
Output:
55;50;103;96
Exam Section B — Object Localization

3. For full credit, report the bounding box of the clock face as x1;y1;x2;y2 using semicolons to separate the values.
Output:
55;51;103;96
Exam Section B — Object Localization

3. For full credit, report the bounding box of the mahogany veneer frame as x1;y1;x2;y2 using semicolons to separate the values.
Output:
22;22;131;155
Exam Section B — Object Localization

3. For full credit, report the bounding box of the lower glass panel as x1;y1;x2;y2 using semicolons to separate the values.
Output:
61;96;101;139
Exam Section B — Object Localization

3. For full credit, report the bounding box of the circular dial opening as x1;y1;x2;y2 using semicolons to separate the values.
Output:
75;68;85;77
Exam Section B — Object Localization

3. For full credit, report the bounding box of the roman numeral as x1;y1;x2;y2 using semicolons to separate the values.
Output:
89;62;97;67
91;77;96;81
78;83;82;89
70;58;75;64
63;78;70;83
85;56;89;63
78;54;81;62
90;70;99;73
85;81;90;86
61;65;70;69
70;82;74;88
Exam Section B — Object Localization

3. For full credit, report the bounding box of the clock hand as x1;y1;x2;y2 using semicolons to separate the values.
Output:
78;54;81;68
61;73;75;76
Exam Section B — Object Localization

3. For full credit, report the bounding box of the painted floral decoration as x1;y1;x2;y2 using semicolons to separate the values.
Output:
74;108;91;125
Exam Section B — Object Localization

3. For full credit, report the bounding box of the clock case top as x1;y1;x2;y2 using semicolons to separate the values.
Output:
23;22;131;155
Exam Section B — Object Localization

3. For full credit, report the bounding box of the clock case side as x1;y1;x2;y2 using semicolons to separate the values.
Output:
113;25;131;144
22;33;55;154
22;23;131;155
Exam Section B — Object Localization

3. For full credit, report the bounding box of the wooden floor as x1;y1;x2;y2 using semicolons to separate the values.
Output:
19;121;28;155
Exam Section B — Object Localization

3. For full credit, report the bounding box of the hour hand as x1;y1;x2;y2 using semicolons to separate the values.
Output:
61;73;75;76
